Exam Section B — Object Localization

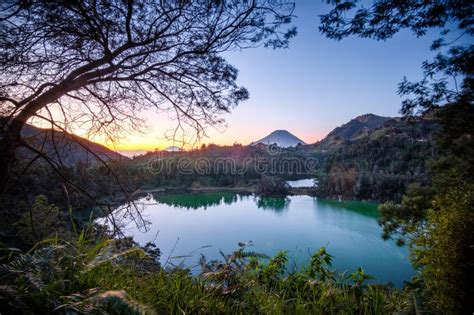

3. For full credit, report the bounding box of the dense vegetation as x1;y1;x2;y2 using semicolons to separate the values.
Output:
1;111;463;314
315;117;439;202
128;144;316;189
377;104;474;313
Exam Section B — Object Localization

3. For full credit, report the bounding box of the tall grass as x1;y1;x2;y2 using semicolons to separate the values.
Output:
1;235;413;314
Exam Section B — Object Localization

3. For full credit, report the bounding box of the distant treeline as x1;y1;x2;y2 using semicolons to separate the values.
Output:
118;144;318;189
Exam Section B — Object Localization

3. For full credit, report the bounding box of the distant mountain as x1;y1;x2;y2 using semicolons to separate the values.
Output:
315;114;391;150
18;124;126;166
252;130;306;148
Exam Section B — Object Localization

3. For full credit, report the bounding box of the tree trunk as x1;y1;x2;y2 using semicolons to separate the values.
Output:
0;121;24;197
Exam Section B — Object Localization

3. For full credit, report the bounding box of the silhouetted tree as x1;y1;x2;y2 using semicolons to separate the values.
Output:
0;0;296;193
320;0;472;115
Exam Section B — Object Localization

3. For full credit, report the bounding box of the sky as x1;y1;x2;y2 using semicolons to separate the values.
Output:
114;0;439;154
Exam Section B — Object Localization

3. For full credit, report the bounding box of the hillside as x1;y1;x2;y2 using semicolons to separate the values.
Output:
18;124;126;167
314;116;440;201
314;114;391;150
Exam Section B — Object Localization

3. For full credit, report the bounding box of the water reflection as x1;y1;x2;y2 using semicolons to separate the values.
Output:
287;179;315;187
152;192;291;214
147;191;377;218
152;191;247;210
316;198;379;219
256;196;290;213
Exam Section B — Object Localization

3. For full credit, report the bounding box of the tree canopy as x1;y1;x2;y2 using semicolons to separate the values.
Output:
0;0;296;192
320;0;473;115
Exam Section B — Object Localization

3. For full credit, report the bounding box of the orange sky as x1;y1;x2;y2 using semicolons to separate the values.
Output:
105;110;327;152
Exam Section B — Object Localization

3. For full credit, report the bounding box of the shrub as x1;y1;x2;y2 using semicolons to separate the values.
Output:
255;176;290;196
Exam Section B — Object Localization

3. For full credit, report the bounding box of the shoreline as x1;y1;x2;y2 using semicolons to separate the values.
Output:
136;185;318;196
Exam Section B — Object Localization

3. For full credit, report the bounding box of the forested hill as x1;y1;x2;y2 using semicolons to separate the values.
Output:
314;115;440;202
313;114;391;150
18;124;126;167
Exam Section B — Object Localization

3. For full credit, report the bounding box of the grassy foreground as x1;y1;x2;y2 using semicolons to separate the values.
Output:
0;230;415;314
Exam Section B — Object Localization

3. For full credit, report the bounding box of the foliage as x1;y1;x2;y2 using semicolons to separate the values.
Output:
133;144;314;189
316;118;437;202
319;0;473;115
307;247;334;281
412;103;474;314
14;195;68;248
350;268;375;288
0;233;154;313
0;163;114;249
411;197;474;314
0;236;410;314
375;104;474;314
258;250;288;286
378;184;434;246
255;176;290;197
0;0;297;194
199;241;269;295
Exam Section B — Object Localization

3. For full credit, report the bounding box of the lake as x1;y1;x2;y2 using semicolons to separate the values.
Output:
109;192;415;286
287;178;315;187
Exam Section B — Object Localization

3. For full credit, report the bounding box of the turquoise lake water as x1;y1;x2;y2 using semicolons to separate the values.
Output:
112;192;415;286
